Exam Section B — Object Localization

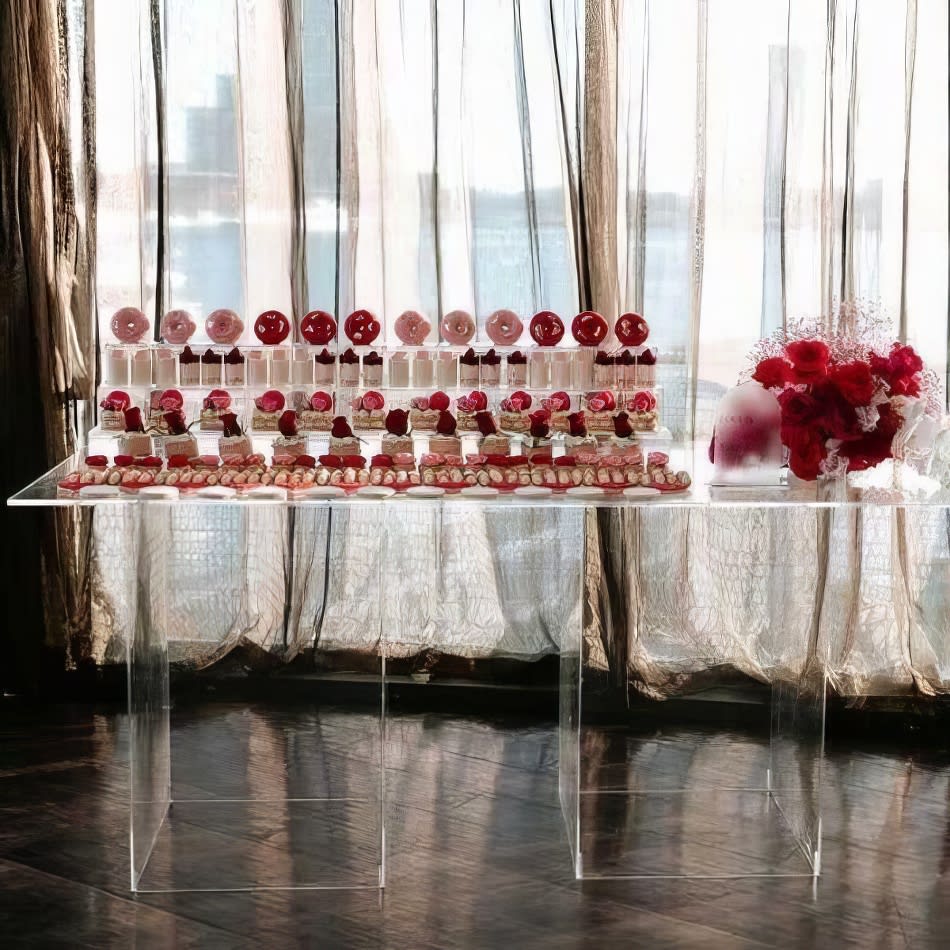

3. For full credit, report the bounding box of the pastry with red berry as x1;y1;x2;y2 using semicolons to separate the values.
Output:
253;389;285;430
352;390;386;429
99;390;131;431
584;390;617;432
455;390;490;431
499;390;532;433
410;390;448;431
200;389;232;430
299;390;334;431
626;390;658;431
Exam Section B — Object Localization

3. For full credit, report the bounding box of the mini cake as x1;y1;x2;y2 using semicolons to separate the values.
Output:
389;351;410;387
298;390;334;431
429;411;461;456
162;409;198;459
178;345;200;385
253;389;285;430
507;350;527;388
329;416;361;455
147;388;185;432
615;349;636;388
118;407;152;457
314;348;335;386
593;350;615;388
352;391;386;429
219;412;253;459
99;390;131;431
224;347;245;385
455;390;489;431
362;351;383;387
200;389;231;430
339;347;360;386
459;348;479;387
273;410;307;460
499;390;532;433
523;410;552;461
636;348;657;387
626;390;659;431
201;347;223;385
476;411;510;455
545;390;571;432
410;391;448;431
584;390;617;432
381;409;412;456
479;348;501;386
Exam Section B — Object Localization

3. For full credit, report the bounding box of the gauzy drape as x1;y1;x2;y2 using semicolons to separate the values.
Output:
30;0;950;692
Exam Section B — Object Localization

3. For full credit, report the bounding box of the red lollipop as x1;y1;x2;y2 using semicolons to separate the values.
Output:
529;311;565;347
343;309;381;346
300;310;337;345
616;312;650;347
571;311;608;347
254;310;291;345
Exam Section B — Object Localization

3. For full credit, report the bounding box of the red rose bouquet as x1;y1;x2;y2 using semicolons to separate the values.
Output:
746;317;939;480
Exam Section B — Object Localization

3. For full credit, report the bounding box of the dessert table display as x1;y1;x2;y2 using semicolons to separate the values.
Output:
12;457;950;885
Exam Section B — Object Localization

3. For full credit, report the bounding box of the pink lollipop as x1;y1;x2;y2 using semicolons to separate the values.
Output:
205;308;244;345
111;307;150;344
440;310;475;345
394;310;431;346
485;309;523;346
160;309;196;344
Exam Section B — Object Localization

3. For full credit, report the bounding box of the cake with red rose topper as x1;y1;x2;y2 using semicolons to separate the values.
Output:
339;347;360;386
313;348;336;386
253;389;285;430
299;390;334;431
162;409;198;459
381;409;412;456
219;413;253;459
544;391;572;432
223;347;245;385
329;416;360;455
362;351;383;387
148;388;185;432
352;391;386;429
118;407;152;457
564;411;597;453
273;410;307;460
459;348;480;387
475;411;510;455
429;410;461;456
523;409;552;460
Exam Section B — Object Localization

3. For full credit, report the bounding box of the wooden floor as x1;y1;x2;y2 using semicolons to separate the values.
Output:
0;699;947;948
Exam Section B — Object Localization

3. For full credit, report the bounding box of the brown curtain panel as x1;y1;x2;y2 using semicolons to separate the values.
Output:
0;0;95;691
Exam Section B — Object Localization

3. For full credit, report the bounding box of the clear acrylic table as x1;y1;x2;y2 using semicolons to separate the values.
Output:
11;457;949;887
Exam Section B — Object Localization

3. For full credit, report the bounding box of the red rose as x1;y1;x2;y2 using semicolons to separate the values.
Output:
163;410;188;435
613;412;633;439
870;344;923;398
567;412;587;438
828;361;875;407
838;404;901;471
436;411;457;435
278;410;298;437
778;389;820;425
784;425;827;480
752;357;792;390
528;409;551;439
785;339;830;382
385;409;409;435
220;412;241;438
475;411;497;436
810;380;860;442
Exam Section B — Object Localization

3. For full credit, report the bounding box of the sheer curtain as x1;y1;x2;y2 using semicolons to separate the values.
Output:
77;0;949;690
